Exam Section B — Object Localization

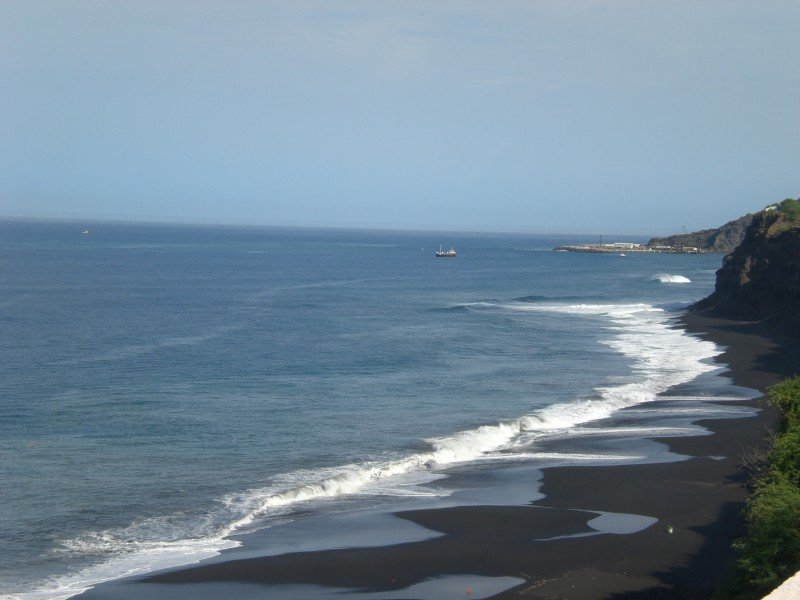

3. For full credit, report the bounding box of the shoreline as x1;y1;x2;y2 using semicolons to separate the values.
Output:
76;311;799;599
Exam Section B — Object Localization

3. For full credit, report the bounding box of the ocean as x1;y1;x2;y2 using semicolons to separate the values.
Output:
0;221;755;599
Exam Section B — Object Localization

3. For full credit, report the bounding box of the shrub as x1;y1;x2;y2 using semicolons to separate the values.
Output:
768;429;800;486
721;376;800;598
767;378;800;425
731;478;800;594
777;198;800;223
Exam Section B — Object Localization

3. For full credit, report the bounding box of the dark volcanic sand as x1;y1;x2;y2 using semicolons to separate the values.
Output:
129;313;800;599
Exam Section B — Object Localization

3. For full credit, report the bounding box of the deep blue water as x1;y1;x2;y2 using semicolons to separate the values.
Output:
0;221;731;597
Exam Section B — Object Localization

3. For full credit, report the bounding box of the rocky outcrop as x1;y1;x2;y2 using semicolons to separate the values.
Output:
693;201;800;335
648;213;754;252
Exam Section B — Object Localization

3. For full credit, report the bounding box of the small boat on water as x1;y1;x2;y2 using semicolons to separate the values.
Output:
435;246;457;258
82;228;89;235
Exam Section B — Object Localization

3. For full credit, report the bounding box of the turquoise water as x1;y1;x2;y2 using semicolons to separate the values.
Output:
0;221;727;597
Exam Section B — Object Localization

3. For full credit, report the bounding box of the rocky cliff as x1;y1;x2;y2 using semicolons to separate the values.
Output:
648;213;754;252
693;199;800;335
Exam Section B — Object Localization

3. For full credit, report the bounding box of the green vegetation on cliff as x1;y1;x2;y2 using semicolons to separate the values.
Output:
777;198;800;221
767;198;800;236
722;377;800;599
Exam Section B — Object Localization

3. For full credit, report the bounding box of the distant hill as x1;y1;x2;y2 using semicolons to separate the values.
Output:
647;213;755;252
693;197;800;334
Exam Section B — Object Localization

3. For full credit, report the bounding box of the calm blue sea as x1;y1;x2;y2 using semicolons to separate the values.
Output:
0;221;741;598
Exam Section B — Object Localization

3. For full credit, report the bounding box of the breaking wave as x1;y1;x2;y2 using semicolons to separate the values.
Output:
649;273;691;284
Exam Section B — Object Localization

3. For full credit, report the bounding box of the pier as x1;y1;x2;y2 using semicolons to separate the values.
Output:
554;242;702;254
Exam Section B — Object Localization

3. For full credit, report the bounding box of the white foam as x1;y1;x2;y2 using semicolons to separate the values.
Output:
20;302;722;600
6;537;239;600
624;405;756;416
649;273;691;283
514;425;702;444
501;452;644;462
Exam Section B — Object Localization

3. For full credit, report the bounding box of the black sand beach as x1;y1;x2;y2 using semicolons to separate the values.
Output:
79;312;800;599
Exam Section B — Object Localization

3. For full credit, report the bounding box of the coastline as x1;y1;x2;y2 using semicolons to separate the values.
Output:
75;311;799;600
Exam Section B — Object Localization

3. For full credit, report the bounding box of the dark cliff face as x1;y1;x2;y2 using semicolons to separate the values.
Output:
648;213;754;252
694;207;800;335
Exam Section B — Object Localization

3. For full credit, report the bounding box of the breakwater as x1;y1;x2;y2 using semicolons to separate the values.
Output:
555;243;702;254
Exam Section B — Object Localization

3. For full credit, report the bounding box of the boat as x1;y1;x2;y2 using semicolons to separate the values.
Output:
435;245;456;258
82;228;89;235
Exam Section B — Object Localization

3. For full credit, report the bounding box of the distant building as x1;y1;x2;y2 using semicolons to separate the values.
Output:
605;242;641;250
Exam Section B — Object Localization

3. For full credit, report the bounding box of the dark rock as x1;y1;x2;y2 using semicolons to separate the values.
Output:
693;201;800;337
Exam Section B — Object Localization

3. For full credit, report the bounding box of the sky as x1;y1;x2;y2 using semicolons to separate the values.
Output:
1;1;798;234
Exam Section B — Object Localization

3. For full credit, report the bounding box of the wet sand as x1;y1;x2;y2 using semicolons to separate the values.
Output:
83;312;800;599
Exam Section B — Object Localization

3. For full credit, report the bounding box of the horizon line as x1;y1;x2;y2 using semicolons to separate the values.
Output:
0;212;678;239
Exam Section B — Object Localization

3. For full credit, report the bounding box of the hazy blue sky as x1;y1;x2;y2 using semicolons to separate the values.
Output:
2;1;798;233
